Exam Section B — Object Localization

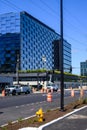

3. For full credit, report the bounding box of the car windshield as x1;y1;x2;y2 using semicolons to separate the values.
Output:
47;84;55;87
6;86;16;88
47;84;58;87
47;84;52;86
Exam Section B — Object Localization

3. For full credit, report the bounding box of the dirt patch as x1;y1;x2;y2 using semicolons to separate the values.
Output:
0;98;87;130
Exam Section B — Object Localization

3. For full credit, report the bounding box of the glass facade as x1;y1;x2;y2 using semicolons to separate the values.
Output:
80;60;87;76
0;12;20;72
0;33;20;72
20;12;59;71
0;12;20;34
53;40;71;72
0;11;71;73
63;40;71;72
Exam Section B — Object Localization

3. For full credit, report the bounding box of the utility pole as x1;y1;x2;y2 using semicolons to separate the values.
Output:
60;0;64;111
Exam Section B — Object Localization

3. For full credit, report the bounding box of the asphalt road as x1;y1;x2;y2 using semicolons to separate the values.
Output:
0;92;60;109
0;90;70;109
0;90;87;126
0;89;79;109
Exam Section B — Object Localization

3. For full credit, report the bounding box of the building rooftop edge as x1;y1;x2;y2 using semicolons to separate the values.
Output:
0;11;60;36
21;11;59;35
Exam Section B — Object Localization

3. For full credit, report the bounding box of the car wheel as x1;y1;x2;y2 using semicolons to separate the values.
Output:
26;90;30;94
12;90;16;95
18;92;21;95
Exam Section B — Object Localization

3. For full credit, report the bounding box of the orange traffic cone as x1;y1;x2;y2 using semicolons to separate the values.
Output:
2;90;5;97
71;89;75;97
80;89;84;98
47;93;52;102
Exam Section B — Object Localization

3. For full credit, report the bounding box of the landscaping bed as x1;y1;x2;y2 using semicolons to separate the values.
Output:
0;98;87;130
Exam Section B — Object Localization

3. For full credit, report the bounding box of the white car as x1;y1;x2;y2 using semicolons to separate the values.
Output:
47;83;59;92
5;85;21;95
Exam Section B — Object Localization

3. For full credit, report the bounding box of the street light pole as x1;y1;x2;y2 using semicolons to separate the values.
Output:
42;56;47;85
42;56;46;70
37;62;39;88
60;0;64;111
16;54;19;85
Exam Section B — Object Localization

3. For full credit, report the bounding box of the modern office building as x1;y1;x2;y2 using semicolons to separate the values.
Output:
0;11;71;73
80;60;87;76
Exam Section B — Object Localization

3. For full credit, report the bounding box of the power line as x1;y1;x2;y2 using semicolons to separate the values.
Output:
0;0;87;51
0;0;21;12
40;0;59;14
64;18;87;38
64;33;87;46
63;9;87;37
29;0;60;19
40;0;87;37
6;0;22;10
64;7;87;30
39;1;87;48
0;0;86;38
39;0;87;47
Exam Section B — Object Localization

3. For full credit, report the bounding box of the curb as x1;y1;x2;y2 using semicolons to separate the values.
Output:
19;105;87;130
19;128;38;130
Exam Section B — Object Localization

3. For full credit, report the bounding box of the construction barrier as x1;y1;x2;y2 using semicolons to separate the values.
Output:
47;93;52;102
44;88;47;93
32;88;37;93
80;89;84;98
47;89;49;93
57;89;60;93
71;89;75;97
40;88;44;93
2;90;5;97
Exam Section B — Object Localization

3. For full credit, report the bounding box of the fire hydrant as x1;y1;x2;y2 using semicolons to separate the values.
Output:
36;108;44;122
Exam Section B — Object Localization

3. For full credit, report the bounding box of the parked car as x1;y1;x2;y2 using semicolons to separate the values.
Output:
5;85;21;95
46;83;59;92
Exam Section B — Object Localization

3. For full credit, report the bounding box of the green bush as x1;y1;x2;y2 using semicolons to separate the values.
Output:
82;98;87;104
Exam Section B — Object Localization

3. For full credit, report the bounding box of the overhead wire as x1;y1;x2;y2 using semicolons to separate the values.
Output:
39;0;87;48
1;0;60;32
0;0;21;12
63;8;87;39
40;0;60;15
64;6;87;30
64;34;87;52
0;0;87;50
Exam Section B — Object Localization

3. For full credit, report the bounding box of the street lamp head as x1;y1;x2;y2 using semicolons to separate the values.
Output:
42;56;46;62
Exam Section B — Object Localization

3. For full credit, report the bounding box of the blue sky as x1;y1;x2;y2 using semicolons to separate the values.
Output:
0;0;87;75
